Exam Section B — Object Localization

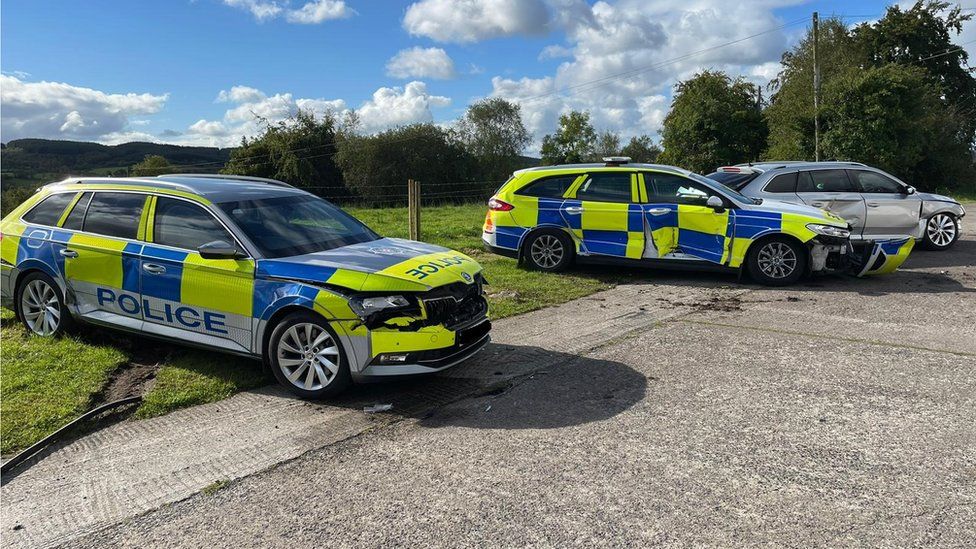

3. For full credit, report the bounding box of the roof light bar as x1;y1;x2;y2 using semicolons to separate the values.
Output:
603;156;631;166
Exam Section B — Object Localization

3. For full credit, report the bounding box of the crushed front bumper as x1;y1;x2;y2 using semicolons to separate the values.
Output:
356;318;491;378
810;236;915;277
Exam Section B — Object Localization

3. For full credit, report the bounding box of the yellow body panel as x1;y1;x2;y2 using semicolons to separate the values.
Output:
180;253;256;317
64;233;127;287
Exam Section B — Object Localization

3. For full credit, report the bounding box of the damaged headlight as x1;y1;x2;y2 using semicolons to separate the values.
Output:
348;295;411;319
806;223;851;238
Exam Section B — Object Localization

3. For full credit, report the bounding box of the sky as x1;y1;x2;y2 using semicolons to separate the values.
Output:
2;0;975;154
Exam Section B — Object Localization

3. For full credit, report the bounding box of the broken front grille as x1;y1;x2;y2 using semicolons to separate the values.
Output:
420;275;488;330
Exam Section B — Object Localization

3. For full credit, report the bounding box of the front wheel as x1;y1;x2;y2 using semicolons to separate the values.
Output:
268;311;351;399
920;213;959;251
747;237;807;286
522;230;573;272
16;272;73;336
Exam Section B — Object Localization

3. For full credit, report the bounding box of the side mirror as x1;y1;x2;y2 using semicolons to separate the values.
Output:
905;186;916;195
198;240;244;260
706;195;725;210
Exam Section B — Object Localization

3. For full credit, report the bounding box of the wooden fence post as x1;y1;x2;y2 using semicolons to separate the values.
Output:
408;179;421;241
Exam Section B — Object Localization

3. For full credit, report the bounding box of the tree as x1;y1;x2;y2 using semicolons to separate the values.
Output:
854;1;976;146
658;71;767;173
590;130;621;161
130;154;173;176
335;123;476;205
821;64;967;186
620;135;662;163
764;18;858;160
222;109;345;197
540;111;597;164
454;98;530;181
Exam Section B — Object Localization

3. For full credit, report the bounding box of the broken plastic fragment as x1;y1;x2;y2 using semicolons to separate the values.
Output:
363;403;393;413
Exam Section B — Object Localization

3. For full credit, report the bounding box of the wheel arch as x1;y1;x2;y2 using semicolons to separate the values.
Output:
741;231;811;267
517;225;578;260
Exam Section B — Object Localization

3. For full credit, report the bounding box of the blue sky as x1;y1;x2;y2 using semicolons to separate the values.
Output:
2;0;974;152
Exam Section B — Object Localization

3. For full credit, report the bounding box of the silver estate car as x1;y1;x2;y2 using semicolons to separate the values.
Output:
707;162;966;250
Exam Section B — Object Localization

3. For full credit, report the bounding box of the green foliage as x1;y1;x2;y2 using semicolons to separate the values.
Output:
659;71;767;173
591;130;621;161
620;135;662;163
1;186;37;217
540;111;597;164
454;98;530;181
335;123;477;205
222;109;346;197
131;154;173;177
765;18;857;160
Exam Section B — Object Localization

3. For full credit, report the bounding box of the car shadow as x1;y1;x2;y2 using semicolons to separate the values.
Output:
900;238;976;269
322;343;649;431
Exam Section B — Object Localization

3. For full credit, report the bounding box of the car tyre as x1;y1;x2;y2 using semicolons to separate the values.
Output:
16;271;74;337
747;236;807;286
268;311;351;399
920;213;959;251
522;230;574;272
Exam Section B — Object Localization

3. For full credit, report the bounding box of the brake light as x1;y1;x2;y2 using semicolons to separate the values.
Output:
488;198;514;211
717;166;741;173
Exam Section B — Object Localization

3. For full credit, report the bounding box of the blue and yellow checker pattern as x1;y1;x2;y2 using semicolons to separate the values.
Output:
2;182;489;377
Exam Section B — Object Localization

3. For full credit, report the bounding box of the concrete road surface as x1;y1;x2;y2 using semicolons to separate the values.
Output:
7;232;976;548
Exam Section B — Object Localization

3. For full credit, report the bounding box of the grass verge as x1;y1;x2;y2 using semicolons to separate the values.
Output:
1;202;631;453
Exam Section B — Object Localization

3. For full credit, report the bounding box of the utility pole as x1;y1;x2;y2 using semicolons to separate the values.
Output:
812;11;821;162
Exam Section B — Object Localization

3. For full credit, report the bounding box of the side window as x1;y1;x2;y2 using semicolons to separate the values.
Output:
575;173;633;203
62;192;92;231
153;197;235;251
21;192;76;226
764;173;797;193
83;193;146;240
850;170;903;193
797;170;855;192
649;173;713;205
515;175;578;198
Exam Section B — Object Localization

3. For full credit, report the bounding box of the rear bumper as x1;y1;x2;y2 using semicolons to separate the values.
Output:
482;238;519;259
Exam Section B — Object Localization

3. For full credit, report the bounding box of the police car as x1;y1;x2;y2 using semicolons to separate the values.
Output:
482;158;914;285
1;175;490;398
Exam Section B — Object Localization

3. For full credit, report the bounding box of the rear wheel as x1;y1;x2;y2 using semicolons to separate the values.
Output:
268;311;351;399
921;213;958;251
523;230;573;272
16;271;73;336
747;237;807;286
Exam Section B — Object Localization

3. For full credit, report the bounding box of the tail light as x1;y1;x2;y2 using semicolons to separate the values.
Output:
487;198;514;211
483;211;494;233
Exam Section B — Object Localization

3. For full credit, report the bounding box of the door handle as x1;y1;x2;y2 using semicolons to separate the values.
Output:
810;201;827;208
59;249;79;258
142;263;166;275
866;202;880;208
648;208;671;216
564;206;584;214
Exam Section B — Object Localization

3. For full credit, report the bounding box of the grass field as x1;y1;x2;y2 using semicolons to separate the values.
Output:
0;203;633;455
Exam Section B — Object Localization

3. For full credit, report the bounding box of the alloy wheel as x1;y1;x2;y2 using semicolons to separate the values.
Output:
21;279;61;336
276;323;341;391
530;234;564;269
927;214;956;247
756;241;798;279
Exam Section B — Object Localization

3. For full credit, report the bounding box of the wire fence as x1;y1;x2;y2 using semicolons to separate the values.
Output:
300;179;504;209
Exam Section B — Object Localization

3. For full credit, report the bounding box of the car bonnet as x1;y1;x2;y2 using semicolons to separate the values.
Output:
255;237;482;292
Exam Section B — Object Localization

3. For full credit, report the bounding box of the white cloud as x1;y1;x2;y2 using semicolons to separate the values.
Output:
386;47;456;79
485;0;797;150
285;0;355;24
355;81;451;133
403;0;551;43
222;0;353;24
183;82;448;145
0;75;168;142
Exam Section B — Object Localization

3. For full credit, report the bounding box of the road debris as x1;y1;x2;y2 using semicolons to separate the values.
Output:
363;404;393;413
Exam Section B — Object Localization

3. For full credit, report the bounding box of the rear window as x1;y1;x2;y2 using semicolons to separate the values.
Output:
575;173;633;203
705;171;759;191
515;175;578;198
22;192;76;226
764;173;797;193
62;192;92;231
798;170;855;192
83;192;147;240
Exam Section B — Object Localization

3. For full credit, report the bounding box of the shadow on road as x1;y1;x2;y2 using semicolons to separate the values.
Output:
320;343;648;431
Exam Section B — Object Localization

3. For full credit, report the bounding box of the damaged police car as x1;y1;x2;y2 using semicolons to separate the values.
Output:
1;175;490;398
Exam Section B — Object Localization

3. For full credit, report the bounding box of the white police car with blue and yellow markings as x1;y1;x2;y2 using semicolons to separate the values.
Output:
482;158;914;285
1;174;490;398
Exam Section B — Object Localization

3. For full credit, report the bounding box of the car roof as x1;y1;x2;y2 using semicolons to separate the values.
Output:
42;174;305;203
730;161;868;173
514;162;691;177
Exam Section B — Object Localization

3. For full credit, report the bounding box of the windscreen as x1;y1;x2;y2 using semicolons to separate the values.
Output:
218;194;379;258
705;171;759;191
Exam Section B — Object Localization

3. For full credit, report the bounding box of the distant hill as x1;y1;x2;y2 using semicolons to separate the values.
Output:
1;139;233;186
